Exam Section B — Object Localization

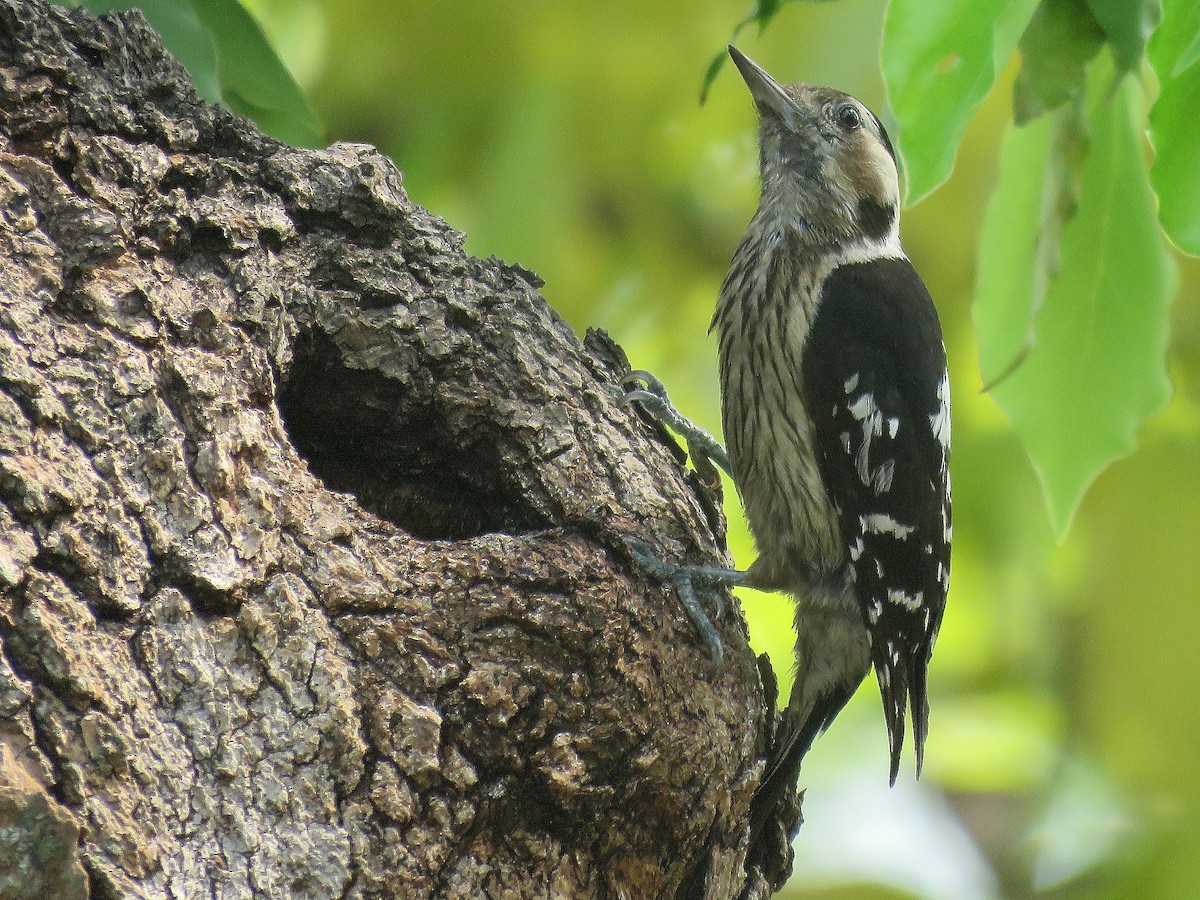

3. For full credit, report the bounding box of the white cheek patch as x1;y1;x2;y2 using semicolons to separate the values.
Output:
829;112;902;252
863;136;900;211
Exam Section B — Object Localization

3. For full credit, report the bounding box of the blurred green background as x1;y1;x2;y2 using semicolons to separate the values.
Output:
241;1;1199;896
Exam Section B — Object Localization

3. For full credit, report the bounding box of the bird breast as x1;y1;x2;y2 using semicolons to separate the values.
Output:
714;227;845;593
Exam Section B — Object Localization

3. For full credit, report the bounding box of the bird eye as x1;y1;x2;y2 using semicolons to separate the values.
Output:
835;103;862;131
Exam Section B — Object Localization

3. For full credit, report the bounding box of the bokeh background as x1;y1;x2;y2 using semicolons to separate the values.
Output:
242;1;1200;896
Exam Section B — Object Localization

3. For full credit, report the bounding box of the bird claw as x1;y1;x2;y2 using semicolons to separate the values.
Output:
620;388;668;415
626;538;747;672
620;370;732;480
620;371;684;432
621;369;669;399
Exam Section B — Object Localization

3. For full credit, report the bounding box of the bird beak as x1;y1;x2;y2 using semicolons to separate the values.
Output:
728;46;804;129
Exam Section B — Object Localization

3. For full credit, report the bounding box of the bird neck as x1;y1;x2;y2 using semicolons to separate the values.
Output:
748;199;904;270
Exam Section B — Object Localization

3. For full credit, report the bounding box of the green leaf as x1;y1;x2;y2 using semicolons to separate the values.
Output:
80;0;222;104
700;49;731;104
1086;0;1163;74
190;0;324;147
990;71;1176;539
701;1;784;102
975;94;1088;392
1172;22;1200;75
1148;0;1200;254
1012;0;1105;125
78;0;323;147
975;118;1052;388
751;0;786;24
882;0;1041;203
975;105;1087;388
700;0;841;103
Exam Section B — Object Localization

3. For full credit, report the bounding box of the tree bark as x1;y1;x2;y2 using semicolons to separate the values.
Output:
0;2;798;897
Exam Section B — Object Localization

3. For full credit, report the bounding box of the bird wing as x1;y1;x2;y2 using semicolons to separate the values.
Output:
801;256;951;784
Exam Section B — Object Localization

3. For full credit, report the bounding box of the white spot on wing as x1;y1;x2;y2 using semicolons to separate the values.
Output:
844;373;859;394
872;458;895;493
847;390;895;494
887;588;924;610
848;393;876;421
930;370;951;450
861;513;914;538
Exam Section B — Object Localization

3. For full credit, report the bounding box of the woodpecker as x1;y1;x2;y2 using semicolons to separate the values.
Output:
625;46;951;795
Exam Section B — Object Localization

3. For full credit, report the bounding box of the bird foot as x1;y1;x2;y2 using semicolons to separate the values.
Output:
621;370;731;483
626;537;747;671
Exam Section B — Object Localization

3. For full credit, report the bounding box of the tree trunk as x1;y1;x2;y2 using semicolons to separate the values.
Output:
0;2;798;896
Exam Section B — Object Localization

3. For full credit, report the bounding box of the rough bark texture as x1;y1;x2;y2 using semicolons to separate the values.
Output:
0;2;799;897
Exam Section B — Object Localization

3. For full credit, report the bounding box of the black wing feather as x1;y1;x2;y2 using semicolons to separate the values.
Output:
802;257;951;784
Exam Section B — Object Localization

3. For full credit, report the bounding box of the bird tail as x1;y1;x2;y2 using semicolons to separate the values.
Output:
873;642;931;785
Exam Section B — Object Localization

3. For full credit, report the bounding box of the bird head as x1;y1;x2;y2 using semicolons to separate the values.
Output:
728;45;900;247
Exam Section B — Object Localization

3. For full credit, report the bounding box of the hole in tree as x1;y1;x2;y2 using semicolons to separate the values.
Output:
278;330;547;540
